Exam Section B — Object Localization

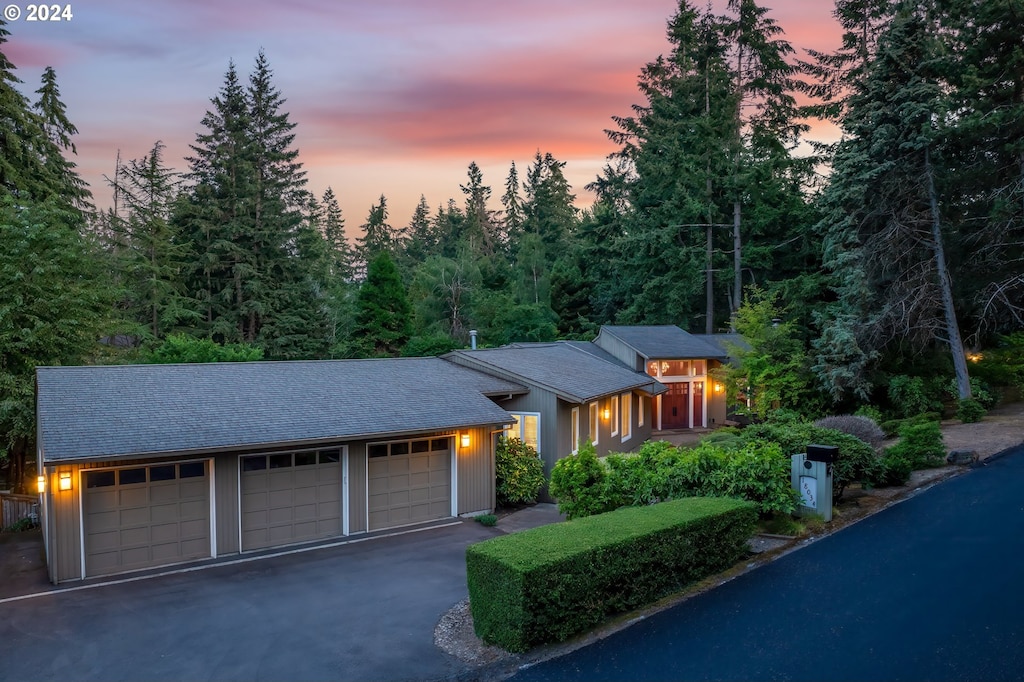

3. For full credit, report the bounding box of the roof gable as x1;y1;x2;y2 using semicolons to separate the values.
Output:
36;358;524;463
444;342;664;403
597;325;726;360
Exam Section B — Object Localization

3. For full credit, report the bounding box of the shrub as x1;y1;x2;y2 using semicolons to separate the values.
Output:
879;412;941;438
466;497;757;652
495;437;545;505
885;421;945;469
946;377;998;410
739;422;881;498
877;451;913;487
549;441;615;519
700;429;744;449
474;514;498;527
854;404;884;424
956;398;986;423
813;415;886;448
887;375;941;418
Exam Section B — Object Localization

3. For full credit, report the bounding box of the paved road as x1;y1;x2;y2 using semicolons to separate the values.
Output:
0;520;499;682
512;445;1024;682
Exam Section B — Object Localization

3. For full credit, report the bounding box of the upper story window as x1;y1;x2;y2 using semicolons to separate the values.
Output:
647;359;707;379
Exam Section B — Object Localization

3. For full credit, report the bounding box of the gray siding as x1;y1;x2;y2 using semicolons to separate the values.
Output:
456;426;495;515
347;443;367;534
214;455;239;556
707;360;727;426
499;390;558;473
593;332;644;371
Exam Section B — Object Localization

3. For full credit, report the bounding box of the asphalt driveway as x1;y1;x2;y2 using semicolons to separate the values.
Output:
0;520;501;682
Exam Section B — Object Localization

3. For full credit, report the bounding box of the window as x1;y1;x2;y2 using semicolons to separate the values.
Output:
571;407;580;454
85;470;115;488
295;452;317;467
150;465;176;481
242;456;266;472
692;360;706;376
620;393;632;442
638;396;645;428
504;413;540;452
588;402;599;446
610;396;619;436
319;449;341;464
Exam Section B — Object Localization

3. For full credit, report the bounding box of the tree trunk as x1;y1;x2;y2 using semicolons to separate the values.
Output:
706;222;714;334
925;146;971;400
733;200;742;320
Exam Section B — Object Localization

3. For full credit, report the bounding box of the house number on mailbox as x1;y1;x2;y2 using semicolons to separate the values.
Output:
799;475;816;509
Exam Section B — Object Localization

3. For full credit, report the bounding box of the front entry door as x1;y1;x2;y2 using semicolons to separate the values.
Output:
662;383;689;429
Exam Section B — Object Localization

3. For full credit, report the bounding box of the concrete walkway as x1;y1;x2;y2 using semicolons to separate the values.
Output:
496;503;566;533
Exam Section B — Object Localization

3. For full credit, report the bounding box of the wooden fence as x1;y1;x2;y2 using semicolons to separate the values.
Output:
0;492;39;530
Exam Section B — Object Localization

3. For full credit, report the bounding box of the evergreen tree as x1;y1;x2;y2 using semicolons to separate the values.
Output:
356;194;395;273
460;161;500;256
501;161;524;247
33;66;91;209
110;141;193;340
352;251;412;357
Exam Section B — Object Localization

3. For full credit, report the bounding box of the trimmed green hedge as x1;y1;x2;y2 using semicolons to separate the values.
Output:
466;497;757;652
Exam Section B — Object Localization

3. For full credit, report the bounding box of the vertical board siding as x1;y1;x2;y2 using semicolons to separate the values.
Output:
347;442;367;534
456;426;494;515
593;332;643;371
214;455;239;556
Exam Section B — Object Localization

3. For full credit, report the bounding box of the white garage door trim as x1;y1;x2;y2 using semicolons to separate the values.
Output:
78;458;214;579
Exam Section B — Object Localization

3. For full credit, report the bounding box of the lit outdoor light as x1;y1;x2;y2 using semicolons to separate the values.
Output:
602;407;610;420
37;475;46;494
460;433;470;449
714;383;723;393
59;471;72;491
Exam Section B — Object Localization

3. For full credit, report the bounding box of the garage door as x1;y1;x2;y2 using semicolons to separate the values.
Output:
240;449;342;551
83;461;210;577
368;437;451;531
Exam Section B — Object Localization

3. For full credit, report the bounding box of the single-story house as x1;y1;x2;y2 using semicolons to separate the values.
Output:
35;325;736;583
444;341;665;474
593;326;729;430
35;358;525;583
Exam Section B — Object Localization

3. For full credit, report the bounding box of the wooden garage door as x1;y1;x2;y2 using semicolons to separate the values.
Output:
367;437;451;531
83;461;210;577
240;449;342;551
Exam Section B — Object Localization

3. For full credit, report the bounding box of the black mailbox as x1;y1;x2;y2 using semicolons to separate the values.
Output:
806;444;838;463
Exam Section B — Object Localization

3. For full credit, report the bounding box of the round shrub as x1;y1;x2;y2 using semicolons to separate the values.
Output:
813;415;886;448
885;421;945;469
495;437;546;505
956;397;986;423
549;441;615;520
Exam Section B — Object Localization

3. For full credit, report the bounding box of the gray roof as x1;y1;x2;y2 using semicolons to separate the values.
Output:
444;342;665;403
36;358;525;463
598;325;726;360
696;333;749;361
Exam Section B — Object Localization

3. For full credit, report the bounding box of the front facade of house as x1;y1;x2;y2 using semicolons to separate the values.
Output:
445;342;665;475
36;325;737;584
36;359;522;583
594;326;729;431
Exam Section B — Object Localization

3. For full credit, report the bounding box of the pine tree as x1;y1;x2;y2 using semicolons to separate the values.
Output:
111;141;193;340
501;161;524;248
356;194;395;276
352;251;412;357
460;161;500;256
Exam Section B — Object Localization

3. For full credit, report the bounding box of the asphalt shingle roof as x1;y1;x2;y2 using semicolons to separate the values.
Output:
445;342;664;403
598;325;727;360
36;358;524;463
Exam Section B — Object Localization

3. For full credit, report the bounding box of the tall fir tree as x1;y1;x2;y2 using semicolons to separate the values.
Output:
352;251;412;357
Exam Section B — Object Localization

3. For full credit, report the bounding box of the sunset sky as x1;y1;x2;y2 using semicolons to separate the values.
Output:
4;0;841;233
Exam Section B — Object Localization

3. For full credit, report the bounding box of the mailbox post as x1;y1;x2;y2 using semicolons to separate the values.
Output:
791;444;836;522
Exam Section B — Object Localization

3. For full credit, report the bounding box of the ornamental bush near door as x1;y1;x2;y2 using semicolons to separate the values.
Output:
465;497;757;652
494;437;546;505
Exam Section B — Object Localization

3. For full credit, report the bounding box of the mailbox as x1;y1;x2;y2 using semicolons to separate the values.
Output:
806;444;838;463
791;451;833;522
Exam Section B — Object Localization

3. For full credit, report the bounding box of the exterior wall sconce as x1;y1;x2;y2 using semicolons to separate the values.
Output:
460;433;471;449
37;475;46;494
602;407;610;420
59;471;73;491
714;383;723;393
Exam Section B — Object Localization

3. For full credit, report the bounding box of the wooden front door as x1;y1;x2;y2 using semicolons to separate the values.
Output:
662;383;689;429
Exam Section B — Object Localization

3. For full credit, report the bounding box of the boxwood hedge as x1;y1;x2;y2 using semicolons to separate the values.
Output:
466;497;757;652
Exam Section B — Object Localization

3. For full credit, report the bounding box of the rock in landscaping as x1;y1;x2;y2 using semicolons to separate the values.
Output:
946;449;979;466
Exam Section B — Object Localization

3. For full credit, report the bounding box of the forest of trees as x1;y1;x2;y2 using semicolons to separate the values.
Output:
2;0;1023;490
